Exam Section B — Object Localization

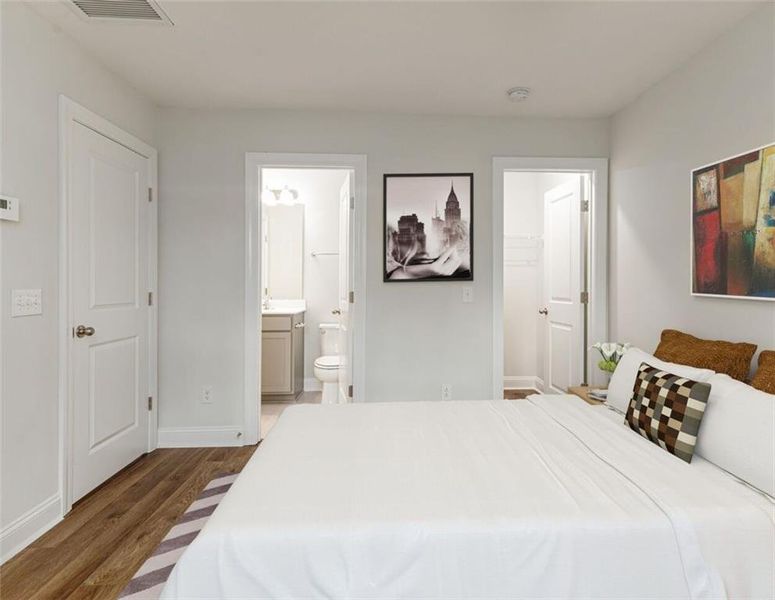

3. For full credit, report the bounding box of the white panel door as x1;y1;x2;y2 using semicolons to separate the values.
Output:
70;122;150;501
542;179;583;394
337;172;353;403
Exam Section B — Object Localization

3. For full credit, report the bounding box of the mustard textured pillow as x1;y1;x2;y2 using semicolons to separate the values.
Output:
654;329;756;382
751;351;775;394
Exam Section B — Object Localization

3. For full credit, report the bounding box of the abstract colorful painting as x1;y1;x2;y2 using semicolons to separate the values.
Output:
692;143;775;300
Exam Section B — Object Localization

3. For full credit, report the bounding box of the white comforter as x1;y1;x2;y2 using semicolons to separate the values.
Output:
162;396;775;599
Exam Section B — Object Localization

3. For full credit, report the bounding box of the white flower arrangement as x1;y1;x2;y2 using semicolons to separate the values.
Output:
591;342;631;373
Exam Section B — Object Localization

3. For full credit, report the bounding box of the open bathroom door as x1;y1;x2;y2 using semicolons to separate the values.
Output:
338;172;354;403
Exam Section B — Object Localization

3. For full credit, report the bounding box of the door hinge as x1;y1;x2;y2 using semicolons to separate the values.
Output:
148;291;153;306
581;199;590;213
350;196;355;210
148;187;153;203
580;291;589;304
147;396;153;411
348;290;355;304
348;385;353;398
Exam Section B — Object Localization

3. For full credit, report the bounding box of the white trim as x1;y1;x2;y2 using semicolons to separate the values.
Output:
492;157;609;398
58;96;158;515
158;427;244;448
0;494;62;564
304;377;323;392
503;376;545;393
0;0;7;564
244;156;260;445
244;153;368;444
689;141;775;302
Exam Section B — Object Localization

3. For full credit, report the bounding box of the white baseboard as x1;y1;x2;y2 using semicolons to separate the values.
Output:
504;376;544;393
304;378;322;392
158;426;244;448
1;494;62;564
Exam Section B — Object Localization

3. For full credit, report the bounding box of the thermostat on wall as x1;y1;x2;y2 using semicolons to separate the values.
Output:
0;195;20;222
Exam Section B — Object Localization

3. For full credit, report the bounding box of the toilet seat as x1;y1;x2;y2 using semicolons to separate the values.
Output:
314;355;340;370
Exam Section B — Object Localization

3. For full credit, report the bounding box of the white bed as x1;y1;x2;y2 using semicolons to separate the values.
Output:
161;396;775;599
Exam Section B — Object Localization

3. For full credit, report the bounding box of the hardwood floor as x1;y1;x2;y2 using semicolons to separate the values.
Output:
0;446;257;600
503;389;540;400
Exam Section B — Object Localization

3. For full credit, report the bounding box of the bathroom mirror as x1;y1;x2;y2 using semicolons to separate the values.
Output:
262;204;304;299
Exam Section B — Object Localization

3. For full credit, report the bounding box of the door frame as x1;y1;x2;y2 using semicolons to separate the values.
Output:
58;96;158;514
244;152;368;444
492;157;608;397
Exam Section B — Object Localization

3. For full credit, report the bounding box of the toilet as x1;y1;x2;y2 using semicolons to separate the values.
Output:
314;323;340;404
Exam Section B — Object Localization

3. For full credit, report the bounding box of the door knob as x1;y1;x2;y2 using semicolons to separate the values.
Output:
331;309;342;315
75;325;95;338
538;308;549;316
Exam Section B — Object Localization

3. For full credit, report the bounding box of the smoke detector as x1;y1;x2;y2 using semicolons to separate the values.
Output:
69;0;173;24
507;87;531;102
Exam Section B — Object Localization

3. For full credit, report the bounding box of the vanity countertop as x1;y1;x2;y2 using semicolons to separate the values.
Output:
262;299;306;316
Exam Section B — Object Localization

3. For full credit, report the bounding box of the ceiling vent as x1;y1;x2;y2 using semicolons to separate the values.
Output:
69;0;173;24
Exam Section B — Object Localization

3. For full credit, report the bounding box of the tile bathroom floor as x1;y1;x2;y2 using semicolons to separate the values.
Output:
261;391;322;436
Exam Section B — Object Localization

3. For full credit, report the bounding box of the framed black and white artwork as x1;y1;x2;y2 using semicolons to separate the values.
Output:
383;173;473;281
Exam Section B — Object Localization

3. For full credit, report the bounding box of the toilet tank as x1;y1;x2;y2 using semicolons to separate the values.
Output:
319;323;339;356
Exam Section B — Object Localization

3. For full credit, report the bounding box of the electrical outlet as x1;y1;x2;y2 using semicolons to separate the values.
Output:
11;289;42;317
462;286;473;303
201;386;213;404
441;384;452;401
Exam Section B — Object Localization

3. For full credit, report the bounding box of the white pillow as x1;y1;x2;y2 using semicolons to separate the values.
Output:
607;347;715;413
695;374;775;497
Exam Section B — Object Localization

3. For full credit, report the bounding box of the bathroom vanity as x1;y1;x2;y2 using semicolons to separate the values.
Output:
261;302;305;400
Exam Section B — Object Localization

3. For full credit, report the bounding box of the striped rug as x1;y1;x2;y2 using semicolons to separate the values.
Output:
119;472;238;599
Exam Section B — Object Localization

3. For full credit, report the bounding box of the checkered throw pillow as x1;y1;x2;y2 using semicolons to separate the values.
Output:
625;362;711;463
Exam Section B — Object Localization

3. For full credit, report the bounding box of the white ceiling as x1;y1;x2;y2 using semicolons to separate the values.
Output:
31;0;760;118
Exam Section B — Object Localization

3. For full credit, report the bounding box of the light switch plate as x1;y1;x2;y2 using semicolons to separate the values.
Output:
11;289;42;317
462;286;473;303
201;386;214;404
0;196;20;222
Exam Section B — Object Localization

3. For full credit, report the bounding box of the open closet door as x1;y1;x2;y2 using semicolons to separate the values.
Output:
542;178;584;394
337;172;354;402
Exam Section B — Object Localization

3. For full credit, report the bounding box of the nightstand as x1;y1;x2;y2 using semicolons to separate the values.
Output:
567;385;605;406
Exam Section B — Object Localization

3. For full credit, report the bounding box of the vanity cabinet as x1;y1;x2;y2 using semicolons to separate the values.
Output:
261;312;304;398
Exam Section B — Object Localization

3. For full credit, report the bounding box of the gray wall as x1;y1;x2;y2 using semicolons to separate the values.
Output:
609;3;775;363
0;2;156;538
156;110;609;428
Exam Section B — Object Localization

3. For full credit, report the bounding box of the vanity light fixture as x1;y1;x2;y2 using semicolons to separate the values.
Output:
261;187;278;206
278;186;297;206
261;185;301;206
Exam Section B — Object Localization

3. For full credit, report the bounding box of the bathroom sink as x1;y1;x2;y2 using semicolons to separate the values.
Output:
262;299;306;316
